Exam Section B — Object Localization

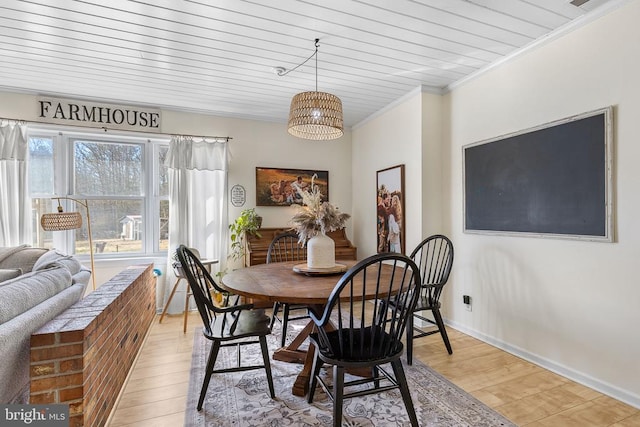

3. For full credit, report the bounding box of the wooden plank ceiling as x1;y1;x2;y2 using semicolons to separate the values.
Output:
0;0;624;128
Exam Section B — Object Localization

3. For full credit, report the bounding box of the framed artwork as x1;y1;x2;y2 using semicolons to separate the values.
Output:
376;164;405;254
256;167;329;207
230;184;246;207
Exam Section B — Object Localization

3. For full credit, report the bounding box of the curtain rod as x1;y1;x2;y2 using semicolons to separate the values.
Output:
0;115;232;141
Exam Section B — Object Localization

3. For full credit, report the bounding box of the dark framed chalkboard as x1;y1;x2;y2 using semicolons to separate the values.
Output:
463;107;613;241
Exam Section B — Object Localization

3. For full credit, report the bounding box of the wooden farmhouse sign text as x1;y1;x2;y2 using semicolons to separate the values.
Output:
38;97;161;131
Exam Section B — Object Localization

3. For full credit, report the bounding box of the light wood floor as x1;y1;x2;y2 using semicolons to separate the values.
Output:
107;312;639;426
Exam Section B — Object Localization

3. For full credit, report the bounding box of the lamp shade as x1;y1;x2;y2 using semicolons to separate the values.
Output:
41;211;82;231
288;91;344;140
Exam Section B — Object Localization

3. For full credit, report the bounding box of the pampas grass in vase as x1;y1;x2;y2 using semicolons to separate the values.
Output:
290;174;350;268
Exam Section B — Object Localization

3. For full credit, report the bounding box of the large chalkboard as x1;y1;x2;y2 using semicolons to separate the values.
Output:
463;107;613;241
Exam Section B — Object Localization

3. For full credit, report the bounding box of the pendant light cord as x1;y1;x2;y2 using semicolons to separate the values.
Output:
276;38;321;85
315;39;318;91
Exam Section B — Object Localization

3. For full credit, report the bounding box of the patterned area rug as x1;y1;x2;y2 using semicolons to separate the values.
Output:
185;322;516;427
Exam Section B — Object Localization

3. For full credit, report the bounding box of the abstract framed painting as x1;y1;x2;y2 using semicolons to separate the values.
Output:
376;164;405;254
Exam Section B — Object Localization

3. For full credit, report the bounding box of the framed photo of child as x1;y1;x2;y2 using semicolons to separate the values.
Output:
376;164;405;254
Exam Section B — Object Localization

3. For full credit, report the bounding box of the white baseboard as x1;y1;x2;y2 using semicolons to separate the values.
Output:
445;318;640;410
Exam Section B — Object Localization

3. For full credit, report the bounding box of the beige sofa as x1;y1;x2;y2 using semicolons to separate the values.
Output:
0;245;90;403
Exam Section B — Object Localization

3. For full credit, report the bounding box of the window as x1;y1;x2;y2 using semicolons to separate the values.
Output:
29;128;170;257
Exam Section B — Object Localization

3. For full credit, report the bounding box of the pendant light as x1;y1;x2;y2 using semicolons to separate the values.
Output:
286;39;344;140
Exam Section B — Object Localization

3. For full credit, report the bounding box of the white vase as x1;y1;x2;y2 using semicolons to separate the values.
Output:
307;232;335;269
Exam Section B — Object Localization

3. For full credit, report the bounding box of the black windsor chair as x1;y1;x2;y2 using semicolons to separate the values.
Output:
175;245;275;411
394;234;454;364
266;231;311;347
307;252;422;427
160;247;219;334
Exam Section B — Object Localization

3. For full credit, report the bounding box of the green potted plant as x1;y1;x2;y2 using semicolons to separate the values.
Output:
228;208;262;261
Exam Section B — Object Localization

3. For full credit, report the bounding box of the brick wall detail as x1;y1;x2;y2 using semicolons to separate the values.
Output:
30;264;155;427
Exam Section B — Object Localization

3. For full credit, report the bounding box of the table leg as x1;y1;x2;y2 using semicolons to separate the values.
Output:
273;304;342;397
273;320;314;364
292;340;316;397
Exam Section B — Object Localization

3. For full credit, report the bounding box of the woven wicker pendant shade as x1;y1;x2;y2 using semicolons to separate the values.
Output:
281;38;344;141
41;211;82;231
288;91;343;140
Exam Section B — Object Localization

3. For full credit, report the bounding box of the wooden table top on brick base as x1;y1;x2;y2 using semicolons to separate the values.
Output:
222;259;400;397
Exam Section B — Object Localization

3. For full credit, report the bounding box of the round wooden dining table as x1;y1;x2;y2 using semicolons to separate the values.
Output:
221;259;361;397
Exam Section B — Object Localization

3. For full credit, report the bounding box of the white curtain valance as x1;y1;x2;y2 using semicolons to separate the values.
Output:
0;120;28;161
164;135;228;171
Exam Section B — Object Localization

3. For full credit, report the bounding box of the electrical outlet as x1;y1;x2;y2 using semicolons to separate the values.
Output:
463;295;472;312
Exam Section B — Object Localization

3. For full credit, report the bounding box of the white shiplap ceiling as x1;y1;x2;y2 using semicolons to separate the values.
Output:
0;0;626;128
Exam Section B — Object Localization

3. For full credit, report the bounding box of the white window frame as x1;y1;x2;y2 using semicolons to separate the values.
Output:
28;125;170;258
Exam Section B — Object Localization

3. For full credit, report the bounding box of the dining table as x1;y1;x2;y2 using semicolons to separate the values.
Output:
221;259;362;397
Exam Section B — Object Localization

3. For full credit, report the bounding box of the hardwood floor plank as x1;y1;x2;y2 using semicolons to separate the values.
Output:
521;396;638;426
115;412;185;427
484;370;570;403
497;383;601;425
133;350;194;369
462;361;542;394
611;412;640;426
117;381;189;409
127;359;193;381
109;396;186;426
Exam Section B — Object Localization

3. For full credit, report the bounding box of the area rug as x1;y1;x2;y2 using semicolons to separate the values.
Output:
185;322;516;427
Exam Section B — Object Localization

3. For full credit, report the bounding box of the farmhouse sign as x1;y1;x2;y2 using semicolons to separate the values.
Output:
37;97;161;131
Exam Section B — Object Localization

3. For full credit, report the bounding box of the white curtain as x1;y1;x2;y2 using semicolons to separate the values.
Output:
0;120;31;246
163;135;229;312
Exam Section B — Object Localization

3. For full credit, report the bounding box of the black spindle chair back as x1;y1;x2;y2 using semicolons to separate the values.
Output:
176;245;238;335
403;234;455;362
267;231;307;263
267;232;310;346
410;234;454;305
314;253;420;361
307;252;422;427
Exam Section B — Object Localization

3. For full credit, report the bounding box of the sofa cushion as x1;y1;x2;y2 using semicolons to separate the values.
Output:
0;268;22;282
0;245;29;263
33;249;82;276
0;246;48;273
0;266;73;325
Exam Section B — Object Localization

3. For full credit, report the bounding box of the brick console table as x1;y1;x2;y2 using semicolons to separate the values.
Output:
30;264;155;427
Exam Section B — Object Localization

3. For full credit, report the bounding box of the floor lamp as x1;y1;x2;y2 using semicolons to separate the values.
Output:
40;197;96;291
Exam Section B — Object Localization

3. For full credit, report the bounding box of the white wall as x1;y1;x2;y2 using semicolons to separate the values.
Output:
352;88;442;257
161;110;353;234
421;91;445;236
0;92;353;309
444;0;640;407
